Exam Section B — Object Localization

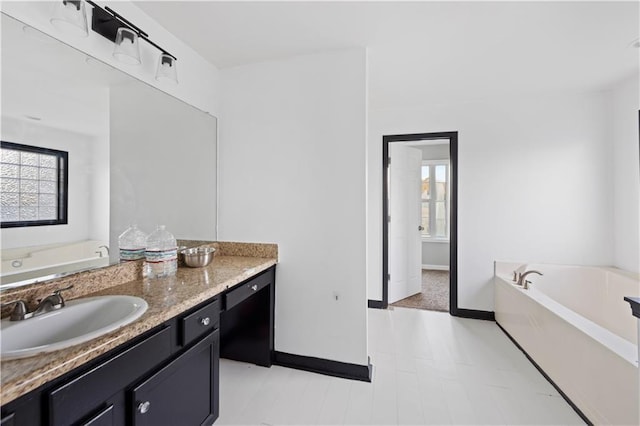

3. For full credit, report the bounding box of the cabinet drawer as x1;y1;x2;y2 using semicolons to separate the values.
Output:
180;298;220;346
225;270;272;310
48;326;172;426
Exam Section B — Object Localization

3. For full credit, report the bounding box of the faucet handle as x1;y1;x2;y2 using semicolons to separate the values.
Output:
53;285;74;296
51;285;74;306
1;300;31;321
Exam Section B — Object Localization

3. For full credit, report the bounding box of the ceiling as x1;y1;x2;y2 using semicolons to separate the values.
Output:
134;1;639;107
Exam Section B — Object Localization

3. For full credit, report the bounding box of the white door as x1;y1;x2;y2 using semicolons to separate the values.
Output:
388;144;422;304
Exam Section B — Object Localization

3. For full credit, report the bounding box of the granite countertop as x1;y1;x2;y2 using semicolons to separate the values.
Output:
0;243;277;404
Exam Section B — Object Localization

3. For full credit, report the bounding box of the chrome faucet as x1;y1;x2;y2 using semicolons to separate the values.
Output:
2;285;74;321
96;245;110;258
517;270;543;289
1;300;32;321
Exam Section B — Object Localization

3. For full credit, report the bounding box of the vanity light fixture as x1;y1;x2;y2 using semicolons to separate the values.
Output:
155;53;178;84
113;27;141;65
50;0;88;37
82;1;178;82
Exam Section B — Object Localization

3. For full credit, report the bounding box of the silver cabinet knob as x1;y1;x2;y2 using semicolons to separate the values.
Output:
251;284;258;291
138;401;151;414
200;317;210;326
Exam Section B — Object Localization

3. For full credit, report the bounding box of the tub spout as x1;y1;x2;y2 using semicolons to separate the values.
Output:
517;270;543;288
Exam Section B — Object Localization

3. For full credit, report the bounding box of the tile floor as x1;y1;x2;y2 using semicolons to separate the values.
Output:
217;307;585;425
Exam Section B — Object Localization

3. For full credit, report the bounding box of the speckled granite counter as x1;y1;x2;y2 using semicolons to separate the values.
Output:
0;242;277;404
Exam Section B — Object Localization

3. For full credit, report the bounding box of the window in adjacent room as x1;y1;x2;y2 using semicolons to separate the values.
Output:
1;141;68;228
421;160;449;240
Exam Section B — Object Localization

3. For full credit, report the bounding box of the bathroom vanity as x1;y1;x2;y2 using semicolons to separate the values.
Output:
0;242;277;426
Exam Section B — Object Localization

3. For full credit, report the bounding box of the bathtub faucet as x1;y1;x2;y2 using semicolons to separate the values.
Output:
517;270;543;289
96;245;110;257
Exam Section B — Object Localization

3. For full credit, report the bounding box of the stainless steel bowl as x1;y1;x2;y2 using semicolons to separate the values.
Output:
180;247;215;268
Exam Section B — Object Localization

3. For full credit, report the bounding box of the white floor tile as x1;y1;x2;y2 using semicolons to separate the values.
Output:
343;380;374;425
316;377;352;425
218;307;585;425
440;379;478;424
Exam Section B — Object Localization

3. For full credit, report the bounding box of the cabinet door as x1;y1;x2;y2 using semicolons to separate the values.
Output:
131;329;219;426
79;404;114;426
0;413;14;426
0;390;41;426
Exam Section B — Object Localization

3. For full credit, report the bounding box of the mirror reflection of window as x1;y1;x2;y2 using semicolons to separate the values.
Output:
1;142;68;227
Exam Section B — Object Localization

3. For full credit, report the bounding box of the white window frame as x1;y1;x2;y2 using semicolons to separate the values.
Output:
421;159;450;242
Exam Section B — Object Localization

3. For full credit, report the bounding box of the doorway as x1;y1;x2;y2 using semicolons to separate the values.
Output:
382;132;459;315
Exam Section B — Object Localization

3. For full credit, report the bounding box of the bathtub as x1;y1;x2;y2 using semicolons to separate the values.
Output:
494;262;639;426
1;240;109;287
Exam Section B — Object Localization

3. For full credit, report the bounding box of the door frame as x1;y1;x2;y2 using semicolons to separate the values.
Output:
381;131;459;315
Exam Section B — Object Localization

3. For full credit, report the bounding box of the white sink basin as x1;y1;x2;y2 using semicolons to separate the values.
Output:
0;295;148;360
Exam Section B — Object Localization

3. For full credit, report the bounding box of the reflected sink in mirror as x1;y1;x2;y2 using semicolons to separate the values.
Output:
0;295;148;360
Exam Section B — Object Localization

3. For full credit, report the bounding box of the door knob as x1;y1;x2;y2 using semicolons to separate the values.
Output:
418;226;424;231
200;317;210;326
137;401;151;414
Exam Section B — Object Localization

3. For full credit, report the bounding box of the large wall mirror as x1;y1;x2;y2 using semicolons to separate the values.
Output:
0;13;217;289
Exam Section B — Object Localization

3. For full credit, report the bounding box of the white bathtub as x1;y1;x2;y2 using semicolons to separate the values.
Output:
1;240;109;286
495;262;639;426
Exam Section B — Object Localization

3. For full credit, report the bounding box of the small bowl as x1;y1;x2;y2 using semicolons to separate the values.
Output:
181;247;215;268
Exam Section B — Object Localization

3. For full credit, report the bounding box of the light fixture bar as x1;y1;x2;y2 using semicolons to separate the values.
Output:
103;5;147;38
85;0;177;60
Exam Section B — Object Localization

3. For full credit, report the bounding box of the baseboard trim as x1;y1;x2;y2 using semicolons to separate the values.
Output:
273;351;372;382
496;322;593;426
368;299;385;309
452;308;495;321
421;264;449;271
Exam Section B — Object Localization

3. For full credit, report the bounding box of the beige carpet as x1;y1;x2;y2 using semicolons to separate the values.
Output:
391;270;450;312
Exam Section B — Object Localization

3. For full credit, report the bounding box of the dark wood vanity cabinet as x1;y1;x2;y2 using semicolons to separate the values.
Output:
1;297;221;426
220;267;275;367
1;265;276;426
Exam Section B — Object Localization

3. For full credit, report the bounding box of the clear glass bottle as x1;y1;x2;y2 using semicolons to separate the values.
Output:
144;225;177;278
118;224;147;261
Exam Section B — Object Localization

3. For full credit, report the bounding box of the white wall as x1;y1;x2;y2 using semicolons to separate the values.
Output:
368;91;613;309
219;49;368;365
1;1;220;116
611;74;640;273
422;242;449;268
110;81;217;258
418;144;449;160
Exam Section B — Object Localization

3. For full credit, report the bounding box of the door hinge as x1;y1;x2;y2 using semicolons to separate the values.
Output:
387;157;391;166
387;215;391;223
387;273;391;281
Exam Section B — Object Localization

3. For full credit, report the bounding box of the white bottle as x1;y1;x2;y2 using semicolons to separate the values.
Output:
144;225;177;278
118;225;147;261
